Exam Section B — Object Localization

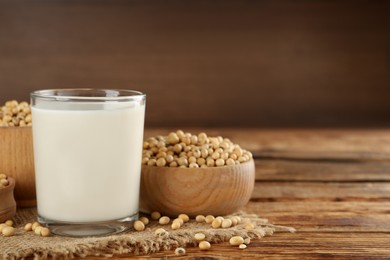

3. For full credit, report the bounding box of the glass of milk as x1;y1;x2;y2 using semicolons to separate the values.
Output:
31;89;146;237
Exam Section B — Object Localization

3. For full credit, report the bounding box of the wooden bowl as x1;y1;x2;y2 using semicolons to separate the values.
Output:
140;159;255;217
0;127;36;207
0;177;17;223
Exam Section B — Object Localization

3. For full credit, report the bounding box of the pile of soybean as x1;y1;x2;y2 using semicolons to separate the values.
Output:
142;130;253;168
0;100;32;127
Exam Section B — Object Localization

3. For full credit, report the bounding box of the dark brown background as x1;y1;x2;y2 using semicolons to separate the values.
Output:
0;0;389;127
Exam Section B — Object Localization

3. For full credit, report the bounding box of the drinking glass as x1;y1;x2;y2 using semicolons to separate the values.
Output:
31;89;146;237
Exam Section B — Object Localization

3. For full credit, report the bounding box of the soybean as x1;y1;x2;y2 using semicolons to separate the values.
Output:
211;218;222;228
151;211;161;220
159;216;170;225
173;218;184;226
205;215;215;224
0;178;9;187
178;214;189;223
229;236;244;246
34;226;43;235
40;227;51;237
2;226;15;237
171;222;181;230
194;233;206;241
0;224;7;232
32;222;40;231
221;219;232;228
239;244;247;249
244;223;255;230
174;247;186;256
134;220;145;231
155;228;169;237
195;215;206;223
199;241;211;250
139;217;149;225
24;223;33;231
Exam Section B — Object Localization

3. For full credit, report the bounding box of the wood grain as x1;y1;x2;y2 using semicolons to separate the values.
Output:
246;201;390;232
0;0;389;127
251;182;390;201
140;160;255;217
0;127;35;207
116;233;390;259
232;129;390;160
0;177;16;223
110;129;390;258
3;128;390;258
255;159;390;181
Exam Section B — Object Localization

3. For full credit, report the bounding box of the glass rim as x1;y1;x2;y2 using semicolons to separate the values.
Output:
31;88;146;102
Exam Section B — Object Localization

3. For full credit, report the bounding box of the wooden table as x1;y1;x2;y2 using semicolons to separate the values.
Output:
105;129;390;259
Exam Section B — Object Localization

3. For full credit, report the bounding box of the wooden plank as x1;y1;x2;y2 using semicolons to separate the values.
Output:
98;233;390;259
246;183;390;232
251;182;390;201
1;1;389;128
245;201;390;214
249;233;390;258
255;211;390;232
255;159;390;181
238;129;390;160
0;127;35;206
245;201;390;232
263;212;390;232
144;129;390;160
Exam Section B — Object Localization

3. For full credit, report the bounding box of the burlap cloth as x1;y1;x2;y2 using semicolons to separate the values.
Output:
0;208;295;259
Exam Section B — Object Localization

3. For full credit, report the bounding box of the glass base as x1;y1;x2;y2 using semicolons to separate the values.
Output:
38;213;138;237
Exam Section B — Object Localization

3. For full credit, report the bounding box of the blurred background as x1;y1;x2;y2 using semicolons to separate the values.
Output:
0;0;389;128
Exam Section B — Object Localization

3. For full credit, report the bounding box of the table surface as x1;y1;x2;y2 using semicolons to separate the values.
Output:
97;128;390;259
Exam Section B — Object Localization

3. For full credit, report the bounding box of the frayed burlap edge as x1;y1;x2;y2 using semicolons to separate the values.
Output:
1;208;295;259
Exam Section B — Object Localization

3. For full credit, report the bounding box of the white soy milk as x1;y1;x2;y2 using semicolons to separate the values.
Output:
32;103;145;223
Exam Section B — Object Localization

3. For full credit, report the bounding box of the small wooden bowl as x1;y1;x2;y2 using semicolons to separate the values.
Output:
0;177;17;223
0;127;36;207
140;160;255;217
